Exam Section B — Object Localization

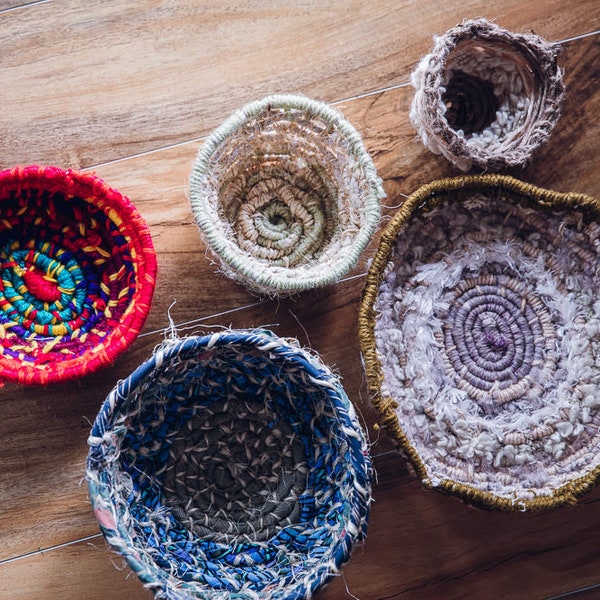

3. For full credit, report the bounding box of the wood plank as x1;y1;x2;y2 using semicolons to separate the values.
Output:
0;537;153;599
0;0;597;169
3;454;600;599
0;1;43;12
0;343;154;560
336;457;600;600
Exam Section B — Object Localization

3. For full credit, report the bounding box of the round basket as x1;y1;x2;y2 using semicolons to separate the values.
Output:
410;19;564;171
0;165;156;385
87;330;372;599
359;175;600;511
189;94;384;297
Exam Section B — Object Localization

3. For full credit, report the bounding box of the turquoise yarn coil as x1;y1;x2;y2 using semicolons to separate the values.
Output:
189;94;384;297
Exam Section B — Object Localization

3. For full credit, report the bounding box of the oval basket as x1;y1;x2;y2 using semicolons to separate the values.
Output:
0;165;157;385
359;175;600;511
410;19;564;171
189;94;384;297
87;330;372;599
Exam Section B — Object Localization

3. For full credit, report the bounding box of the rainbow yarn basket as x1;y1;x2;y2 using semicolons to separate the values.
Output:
189;94;384;297
410;19;564;171
360;175;600;511
87;330;372;599
0;166;157;385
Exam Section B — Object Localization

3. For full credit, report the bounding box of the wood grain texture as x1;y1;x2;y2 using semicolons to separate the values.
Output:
0;1;43;12
0;0;597;169
0;537;154;599
0;1;599;599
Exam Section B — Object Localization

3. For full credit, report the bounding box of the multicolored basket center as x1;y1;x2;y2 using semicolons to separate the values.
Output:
0;166;157;385
359;176;600;511
87;331;371;600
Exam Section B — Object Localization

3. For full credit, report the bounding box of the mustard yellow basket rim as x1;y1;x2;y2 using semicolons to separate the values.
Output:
358;174;600;512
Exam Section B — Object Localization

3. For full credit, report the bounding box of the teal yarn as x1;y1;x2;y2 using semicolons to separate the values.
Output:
87;330;372;599
189;94;385;297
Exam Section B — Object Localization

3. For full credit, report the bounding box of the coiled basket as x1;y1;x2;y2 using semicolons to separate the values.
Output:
87;330;371;599
410;19;564;171
189;94;384;297
359;175;600;511
0;165;156;385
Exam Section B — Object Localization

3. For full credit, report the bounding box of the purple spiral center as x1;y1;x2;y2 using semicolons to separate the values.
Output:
440;275;556;404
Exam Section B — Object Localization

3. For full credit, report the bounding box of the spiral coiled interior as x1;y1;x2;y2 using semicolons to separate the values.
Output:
88;334;372;597
220;153;337;268
163;398;307;543
441;273;557;406
190;95;384;296
371;190;600;503
0;189;134;365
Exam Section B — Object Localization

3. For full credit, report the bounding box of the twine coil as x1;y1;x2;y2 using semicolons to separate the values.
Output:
189;94;385;297
87;330;372;599
0;166;156;385
359;175;600;511
410;19;564;171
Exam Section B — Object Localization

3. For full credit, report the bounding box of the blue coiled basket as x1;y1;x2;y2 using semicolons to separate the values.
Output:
87;330;371;599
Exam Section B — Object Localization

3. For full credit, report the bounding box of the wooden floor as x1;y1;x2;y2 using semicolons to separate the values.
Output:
0;1;599;598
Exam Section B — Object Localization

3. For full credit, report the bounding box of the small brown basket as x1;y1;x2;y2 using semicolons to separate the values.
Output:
410;19;564;171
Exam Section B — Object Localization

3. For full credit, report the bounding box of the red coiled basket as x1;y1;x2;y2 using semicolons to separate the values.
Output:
0;166;157;385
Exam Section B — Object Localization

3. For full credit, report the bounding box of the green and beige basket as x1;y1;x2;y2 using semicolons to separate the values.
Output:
360;175;600;511
410;19;564;171
87;330;372;599
189;94;384;297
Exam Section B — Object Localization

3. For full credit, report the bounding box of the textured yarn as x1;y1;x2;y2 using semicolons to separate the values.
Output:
410;19;564;171
189;94;384;297
359;175;600;511
87;330;372;599
0;166;157;385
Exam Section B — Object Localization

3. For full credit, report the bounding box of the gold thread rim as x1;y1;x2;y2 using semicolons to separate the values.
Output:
358;174;600;512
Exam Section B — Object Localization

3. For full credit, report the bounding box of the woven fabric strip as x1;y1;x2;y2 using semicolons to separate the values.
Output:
0;166;157;385
87;330;372;599
410;19;564;171
189;94;384;297
359;175;600;511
